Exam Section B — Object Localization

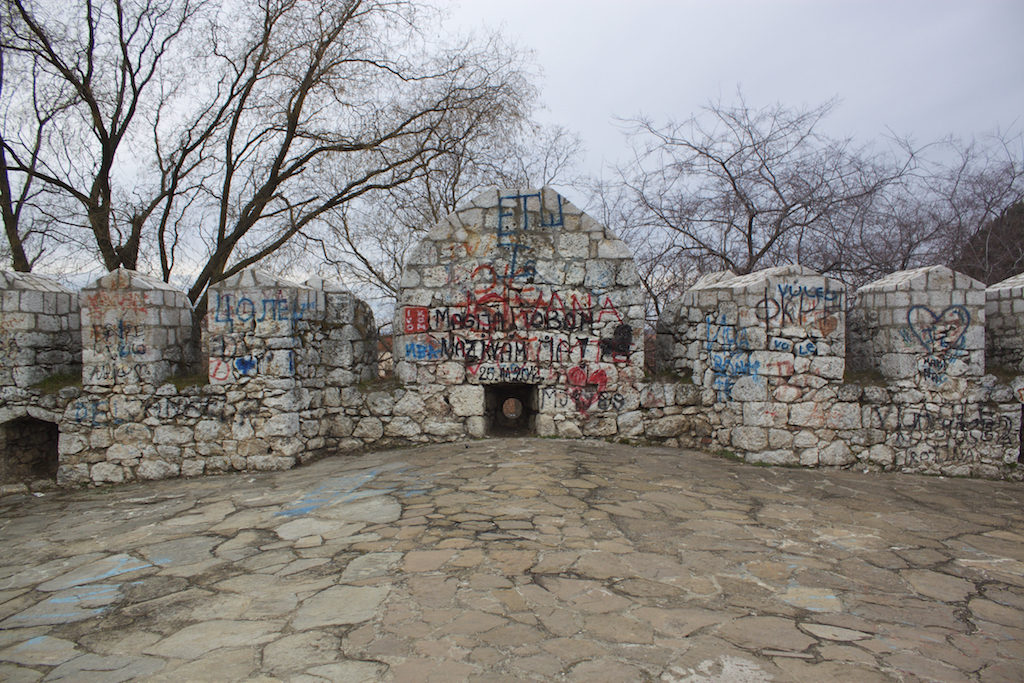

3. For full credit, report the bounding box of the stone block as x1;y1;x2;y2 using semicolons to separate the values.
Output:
616;411;644;437
449;385;483;417
384;416;422;437
583;416;617;437
788;403;825;428
137;459;180;480
91;462;124;483
748;449;798;466
731;425;768;451
465;416;486;438
825;403;861;430
259;413;300;437
556;420;583;438
645;415;691;438
154;425;192;445
353;417;384;440
365;392;394;416
393;391;426;416
819;440;855;466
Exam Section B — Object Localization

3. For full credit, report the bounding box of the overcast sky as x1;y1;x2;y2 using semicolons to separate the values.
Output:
449;0;1024;181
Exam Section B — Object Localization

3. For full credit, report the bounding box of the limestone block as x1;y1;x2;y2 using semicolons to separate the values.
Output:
466;416;486;438
259;413;300;437
645;415;691;438
154;425;192;445
867;444;894;466
247;455;295;471
819;440;855;466
137;459;180;480
384;416;421;437
556;420;583;438
58;432;88;456
617;411;644;438
57;463;91;485
535;414;556;437
91;461;124;483
748;449;798;466
729;376;767;402
731;426;768;451
107;443;145;462
583;416;617;437
449;385;483;417
825;403;861;430
365;392;395;416
788;403;825;428
768;428;794;449
353;417;384;440
393;391;426;416
422;419;464;436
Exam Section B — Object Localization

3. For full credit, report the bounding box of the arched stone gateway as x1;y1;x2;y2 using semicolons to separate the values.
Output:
393;187;645;437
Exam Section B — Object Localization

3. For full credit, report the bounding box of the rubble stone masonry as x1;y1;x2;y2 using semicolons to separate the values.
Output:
1;188;1021;487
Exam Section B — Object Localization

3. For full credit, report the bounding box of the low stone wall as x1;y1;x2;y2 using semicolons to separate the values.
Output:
656;264;1022;478
1;188;1022;488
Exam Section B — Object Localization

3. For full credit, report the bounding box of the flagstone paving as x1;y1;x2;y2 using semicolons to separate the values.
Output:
1;439;1023;681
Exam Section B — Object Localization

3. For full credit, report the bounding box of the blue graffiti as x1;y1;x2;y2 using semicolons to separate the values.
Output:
213;292;316;332
404;341;443;360
495;192;564;282
276;464;424;518
902;305;970;385
770;337;817;356
704;313;761;401
233;356;258;375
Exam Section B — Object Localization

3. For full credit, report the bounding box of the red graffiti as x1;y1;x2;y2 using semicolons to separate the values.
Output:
566;365;608;415
403;306;429;333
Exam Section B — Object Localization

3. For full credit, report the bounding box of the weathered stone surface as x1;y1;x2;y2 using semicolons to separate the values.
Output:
1;440;1023;680
291;585;391;629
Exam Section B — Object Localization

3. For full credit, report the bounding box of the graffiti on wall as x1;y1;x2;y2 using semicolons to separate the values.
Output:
212;291;315;333
86;308;151;386
71;394;258;428
85;291;149;315
755;282;843;336
495;191;563;283
900;305;970;385
401;285;632;373
208;334;295;383
703;312;760;402
869;402;1017;467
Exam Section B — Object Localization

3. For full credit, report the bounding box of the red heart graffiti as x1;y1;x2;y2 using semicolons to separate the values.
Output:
566;365;608;415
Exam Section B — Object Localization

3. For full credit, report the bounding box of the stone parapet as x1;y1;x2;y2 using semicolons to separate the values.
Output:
0;271;81;388
986;272;1024;373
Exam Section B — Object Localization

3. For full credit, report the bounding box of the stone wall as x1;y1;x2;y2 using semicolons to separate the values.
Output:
0;187;1022;488
393;187;645;438
55;270;382;485
986;272;1024;374
656;264;1022;478
0;271;80;388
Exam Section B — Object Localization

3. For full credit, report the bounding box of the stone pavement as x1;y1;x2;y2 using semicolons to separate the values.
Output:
1;440;1023;682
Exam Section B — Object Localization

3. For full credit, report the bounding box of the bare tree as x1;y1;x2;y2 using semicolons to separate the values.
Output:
319;118;584;307
1;0;551;327
1;0;206;272
617;95;906;285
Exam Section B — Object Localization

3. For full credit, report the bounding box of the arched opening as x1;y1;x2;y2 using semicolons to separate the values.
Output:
1;416;60;483
485;384;537;435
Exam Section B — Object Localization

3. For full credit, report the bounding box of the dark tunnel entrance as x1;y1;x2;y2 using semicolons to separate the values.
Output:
485;383;538;436
1;416;60;484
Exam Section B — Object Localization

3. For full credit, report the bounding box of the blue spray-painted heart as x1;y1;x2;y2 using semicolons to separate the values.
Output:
906;305;969;354
233;355;258;375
